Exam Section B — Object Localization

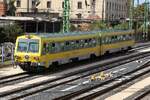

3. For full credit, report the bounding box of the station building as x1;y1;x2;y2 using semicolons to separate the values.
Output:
0;0;129;33
0;0;6;16
14;0;129;21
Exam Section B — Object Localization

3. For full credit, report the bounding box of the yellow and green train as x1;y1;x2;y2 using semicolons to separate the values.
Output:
14;30;135;72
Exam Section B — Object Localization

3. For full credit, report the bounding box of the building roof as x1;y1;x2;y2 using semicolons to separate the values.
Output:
0;16;52;22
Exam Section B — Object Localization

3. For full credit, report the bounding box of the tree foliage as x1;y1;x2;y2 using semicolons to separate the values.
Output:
133;4;145;19
114;22;129;30
0;23;23;43
6;0;16;16
90;21;107;30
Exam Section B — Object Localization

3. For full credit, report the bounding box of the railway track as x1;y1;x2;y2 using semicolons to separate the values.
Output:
0;51;150;99
64;62;150;100
0;72;41;87
0;42;150;69
126;85;150;100
0;44;149;99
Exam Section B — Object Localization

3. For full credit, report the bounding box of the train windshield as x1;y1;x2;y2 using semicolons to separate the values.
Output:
18;42;28;52
29;42;39;53
17;39;39;53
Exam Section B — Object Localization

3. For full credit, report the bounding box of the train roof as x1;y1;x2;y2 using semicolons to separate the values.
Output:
26;29;133;38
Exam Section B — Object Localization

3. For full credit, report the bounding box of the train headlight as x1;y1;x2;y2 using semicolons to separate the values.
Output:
25;55;29;59
34;56;39;61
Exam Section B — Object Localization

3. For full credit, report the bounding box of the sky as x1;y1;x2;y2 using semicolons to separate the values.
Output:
134;0;150;6
135;0;150;4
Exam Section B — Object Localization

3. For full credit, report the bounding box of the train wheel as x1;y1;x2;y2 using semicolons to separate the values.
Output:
90;54;96;60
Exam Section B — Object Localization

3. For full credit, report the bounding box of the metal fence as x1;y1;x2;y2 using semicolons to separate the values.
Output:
0;42;15;64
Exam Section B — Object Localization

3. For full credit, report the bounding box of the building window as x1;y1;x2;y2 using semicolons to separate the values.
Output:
62;2;64;8
76;13;82;19
78;2;82;9
32;0;36;8
16;0;21;7
47;1;51;8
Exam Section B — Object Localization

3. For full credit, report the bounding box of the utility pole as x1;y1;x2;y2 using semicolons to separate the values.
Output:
144;0;148;40
102;0;104;22
63;0;70;33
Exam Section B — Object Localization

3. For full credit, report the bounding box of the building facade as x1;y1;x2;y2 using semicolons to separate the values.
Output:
14;0;128;21
0;0;6;16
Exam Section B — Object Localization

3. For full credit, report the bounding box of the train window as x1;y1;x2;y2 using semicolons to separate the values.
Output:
101;38;105;44
88;39;93;46
45;43;49;53
117;35;121;41
75;40;80;49
65;41;70;50
92;39;96;46
85;39;88;43
66;41;70;45
76;40;79;43
42;43;46;55
55;43;61;52
29;42;39;53
71;41;74;44
80;40;84;48
60;42;65;51
51;43;56;53
84;39;88;47
71;41;75;49
111;36;115;43
129;34;132;40
48;43;52;53
115;36;118;42
106;37;111;44
105;37;108;44
120;35;123;41
123;35;126;40
89;39;91;41
17;42;28;52
52;43;55;47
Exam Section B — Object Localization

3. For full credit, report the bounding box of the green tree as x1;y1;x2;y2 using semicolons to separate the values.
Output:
133;4;145;19
90;21;107;30
6;0;16;16
1;23;23;43
70;24;77;31
114;22;129;30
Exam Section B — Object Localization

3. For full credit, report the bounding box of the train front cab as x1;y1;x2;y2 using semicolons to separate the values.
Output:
14;35;44;72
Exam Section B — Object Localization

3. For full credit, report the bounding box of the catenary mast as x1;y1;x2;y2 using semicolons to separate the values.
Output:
63;0;70;33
